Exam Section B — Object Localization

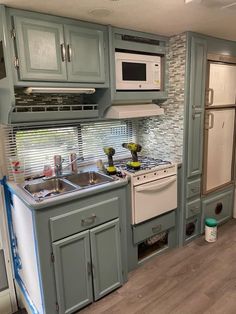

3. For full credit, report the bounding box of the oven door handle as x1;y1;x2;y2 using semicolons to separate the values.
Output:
135;177;176;193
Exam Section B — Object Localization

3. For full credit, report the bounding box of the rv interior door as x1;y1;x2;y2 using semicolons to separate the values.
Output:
207;63;236;107
203;108;235;193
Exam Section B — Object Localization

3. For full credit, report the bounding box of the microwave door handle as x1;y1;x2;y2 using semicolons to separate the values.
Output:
135;177;176;193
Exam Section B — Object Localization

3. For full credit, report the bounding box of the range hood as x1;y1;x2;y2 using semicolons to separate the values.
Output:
104;103;164;119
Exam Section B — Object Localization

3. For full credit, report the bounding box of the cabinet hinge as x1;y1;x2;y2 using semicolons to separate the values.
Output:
51;252;55;263
11;28;16;39
14;57;19;68
56;302;59;312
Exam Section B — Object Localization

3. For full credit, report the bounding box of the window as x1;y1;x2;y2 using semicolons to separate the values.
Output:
4;120;137;179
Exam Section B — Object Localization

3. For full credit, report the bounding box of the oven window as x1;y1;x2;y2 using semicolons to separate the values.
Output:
122;62;146;81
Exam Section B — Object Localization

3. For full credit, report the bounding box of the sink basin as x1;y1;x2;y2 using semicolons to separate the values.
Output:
65;171;114;188
23;178;77;200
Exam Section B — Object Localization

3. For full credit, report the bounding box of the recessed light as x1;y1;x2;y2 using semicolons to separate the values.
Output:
89;8;112;17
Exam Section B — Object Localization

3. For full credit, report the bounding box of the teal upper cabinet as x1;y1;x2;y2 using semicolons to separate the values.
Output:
64;25;105;83
187;35;207;178
13;16;67;81
9;10;108;85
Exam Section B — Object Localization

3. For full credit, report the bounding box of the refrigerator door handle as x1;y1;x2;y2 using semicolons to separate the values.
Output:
206;88;214;106
205;112;214;130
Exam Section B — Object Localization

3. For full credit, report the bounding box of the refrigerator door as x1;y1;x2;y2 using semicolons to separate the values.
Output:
203;108;235;193
206;63;236;107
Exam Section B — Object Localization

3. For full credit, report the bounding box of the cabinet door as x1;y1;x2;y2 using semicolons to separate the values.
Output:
207;63;236;107
187;111;204;177
52;230;93;314
203;109;235;193
64;25;105;83
187;36;207;177
202;188;233;229
14;16;67;81
90;219;122;300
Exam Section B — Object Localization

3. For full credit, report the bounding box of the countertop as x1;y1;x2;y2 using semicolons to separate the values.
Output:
7;174;128;211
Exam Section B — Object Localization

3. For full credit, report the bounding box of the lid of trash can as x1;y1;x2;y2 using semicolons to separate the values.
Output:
205;218;217;227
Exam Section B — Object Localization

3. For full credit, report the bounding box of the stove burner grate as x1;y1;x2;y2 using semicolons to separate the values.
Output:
114;156;171;173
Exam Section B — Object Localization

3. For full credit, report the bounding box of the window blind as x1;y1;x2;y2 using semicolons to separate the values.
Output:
2;120;137;179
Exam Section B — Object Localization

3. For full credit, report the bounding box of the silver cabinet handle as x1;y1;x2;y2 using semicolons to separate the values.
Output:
67;44;72;62
60;43;66;62
152;224;162;234
205;112;214;130
81;214;96;226
206;88;214;106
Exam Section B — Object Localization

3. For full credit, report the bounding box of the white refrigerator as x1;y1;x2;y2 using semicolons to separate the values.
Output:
203;62;236;194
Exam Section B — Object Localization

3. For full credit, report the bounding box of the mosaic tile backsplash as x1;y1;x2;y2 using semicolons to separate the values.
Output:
15;89;83;107
138;33;187;163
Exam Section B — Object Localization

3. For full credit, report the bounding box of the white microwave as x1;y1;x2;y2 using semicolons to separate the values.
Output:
115;52;161;91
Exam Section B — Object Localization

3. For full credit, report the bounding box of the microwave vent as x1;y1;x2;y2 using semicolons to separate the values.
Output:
121;35;160;46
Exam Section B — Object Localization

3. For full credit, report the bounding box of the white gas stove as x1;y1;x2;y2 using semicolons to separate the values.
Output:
114;157;177;225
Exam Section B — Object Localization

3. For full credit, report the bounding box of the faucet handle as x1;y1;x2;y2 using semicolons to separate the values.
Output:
54;155;63;175
69;153;78;173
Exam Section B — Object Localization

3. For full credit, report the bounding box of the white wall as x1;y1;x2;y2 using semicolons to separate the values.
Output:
0;125;17;313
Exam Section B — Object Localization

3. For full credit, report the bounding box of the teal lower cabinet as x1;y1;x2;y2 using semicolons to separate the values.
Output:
201;186;234;233
186;178;201;199
90;219;122;300
53;219;122;313
128;210;177;270
184;215;201;243
53;230;93;314
182;175;202;245
186;198;201;219
7;185;128;314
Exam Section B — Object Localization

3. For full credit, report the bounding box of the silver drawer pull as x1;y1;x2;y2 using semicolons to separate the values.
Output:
191;186;200;192
152;224;162;234
81;214;96;226
190;207;199;213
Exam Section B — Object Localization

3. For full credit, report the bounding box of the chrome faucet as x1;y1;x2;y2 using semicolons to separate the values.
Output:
54;155;84;176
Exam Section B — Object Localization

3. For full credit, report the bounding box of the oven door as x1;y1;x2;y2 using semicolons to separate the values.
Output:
133;175;177;224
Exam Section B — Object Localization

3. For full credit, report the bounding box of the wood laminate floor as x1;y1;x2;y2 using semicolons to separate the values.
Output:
80;219;236;314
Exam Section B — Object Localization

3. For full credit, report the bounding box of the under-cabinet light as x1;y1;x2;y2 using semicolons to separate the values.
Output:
24;87;96;95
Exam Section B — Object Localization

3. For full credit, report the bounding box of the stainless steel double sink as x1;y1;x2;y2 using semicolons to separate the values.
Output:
23;171;114;201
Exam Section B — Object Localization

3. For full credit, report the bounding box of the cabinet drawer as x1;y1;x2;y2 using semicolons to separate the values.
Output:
50;197;119;242
187;178;201;199
186;198;201;219
133;211;175;244
202;189;233;226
